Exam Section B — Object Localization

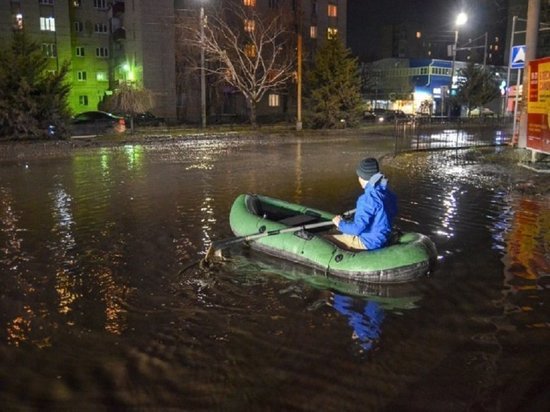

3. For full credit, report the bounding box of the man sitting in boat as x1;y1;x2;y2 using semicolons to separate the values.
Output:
330;157;397;251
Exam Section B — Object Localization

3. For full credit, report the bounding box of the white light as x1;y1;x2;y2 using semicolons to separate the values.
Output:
456;12;467;27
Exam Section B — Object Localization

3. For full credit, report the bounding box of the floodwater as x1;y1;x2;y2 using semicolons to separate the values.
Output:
0;133;548;411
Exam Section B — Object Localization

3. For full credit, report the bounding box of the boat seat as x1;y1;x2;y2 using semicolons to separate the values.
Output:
278;214;318;226
246;195;266;218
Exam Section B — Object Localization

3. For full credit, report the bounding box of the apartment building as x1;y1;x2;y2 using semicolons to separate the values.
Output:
0;0;346;123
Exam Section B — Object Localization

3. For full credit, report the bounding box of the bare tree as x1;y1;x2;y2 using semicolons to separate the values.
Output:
102;83;154;133
185;1;296;127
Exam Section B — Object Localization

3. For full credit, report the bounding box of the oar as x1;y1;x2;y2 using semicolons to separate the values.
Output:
204;208;356;262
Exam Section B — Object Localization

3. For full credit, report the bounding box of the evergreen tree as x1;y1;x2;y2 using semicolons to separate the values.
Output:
0;32;71;140
304;38;363;129
455;63;500;116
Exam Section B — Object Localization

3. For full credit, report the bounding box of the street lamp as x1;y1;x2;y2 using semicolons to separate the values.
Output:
200;2;207;128
448;12;467;116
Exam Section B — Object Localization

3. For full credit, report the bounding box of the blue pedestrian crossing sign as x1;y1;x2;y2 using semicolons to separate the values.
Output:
510;45;526;69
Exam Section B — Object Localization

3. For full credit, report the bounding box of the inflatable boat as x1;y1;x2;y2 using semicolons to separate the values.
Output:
228;194;437;283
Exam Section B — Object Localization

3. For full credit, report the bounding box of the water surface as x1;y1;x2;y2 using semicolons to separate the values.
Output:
0;134;548;410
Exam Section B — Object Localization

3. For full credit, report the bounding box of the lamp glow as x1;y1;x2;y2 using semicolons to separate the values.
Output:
456;12;467;27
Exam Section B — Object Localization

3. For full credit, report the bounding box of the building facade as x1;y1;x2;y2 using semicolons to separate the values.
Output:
0;0;347;123
363;58;509;117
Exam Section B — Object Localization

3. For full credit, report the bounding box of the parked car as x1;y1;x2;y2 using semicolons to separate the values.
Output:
469;107;495;117
126;112;165;127
376;110;408;123
363;111;377;122
70;111;126;137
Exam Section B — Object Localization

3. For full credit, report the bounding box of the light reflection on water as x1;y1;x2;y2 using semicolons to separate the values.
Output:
0;135;548;410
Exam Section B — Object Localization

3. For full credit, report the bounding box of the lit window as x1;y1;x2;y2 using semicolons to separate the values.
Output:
40;17;56;31
310;25;317;39
93;0;107;9
244;44;256;57
94;23;108;33
76;46;85;56
268;94;280;107
96;47;109;58
74;21;83;32
79;95;88;106
42;43;57;58
13;13;24;30
327;27;338;39
416;31;421;38
73;0;81;6
244;19;255;32
77;71;87;81
96;72;108;82
328;4;337;17
243;0;256;6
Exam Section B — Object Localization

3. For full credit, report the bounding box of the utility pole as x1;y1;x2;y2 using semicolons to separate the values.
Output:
517;0;540;148
296;1;303;131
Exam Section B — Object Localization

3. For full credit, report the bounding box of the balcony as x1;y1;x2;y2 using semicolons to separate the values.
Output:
112;27;126;41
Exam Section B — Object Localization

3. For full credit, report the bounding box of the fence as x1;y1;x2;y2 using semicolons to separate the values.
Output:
393;117;513;155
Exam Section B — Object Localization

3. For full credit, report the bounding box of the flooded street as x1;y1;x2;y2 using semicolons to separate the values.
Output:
0;133;548;410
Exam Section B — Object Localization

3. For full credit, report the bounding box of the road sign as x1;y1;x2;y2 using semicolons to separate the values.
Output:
511;45;526;69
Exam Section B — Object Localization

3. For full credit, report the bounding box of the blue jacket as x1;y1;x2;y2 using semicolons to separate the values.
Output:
331;293;385;351
337;174;397;250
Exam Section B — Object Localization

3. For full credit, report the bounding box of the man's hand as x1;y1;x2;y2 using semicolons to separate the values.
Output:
332;215;341;227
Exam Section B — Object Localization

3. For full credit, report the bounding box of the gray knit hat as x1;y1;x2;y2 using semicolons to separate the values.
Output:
356;158;379;180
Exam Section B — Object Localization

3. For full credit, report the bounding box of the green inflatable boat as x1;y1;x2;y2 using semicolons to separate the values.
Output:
228;194;437;283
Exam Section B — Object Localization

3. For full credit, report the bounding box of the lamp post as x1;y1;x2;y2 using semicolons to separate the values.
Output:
200;3;206;128
448;12;467;117
296;1;303;131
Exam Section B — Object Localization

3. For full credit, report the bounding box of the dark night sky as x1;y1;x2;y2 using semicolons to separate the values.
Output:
347;0;509;63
